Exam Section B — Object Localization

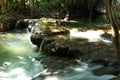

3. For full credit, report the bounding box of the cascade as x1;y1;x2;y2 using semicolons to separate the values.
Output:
31;26;36;34
15;20;20;31
39;37;47;52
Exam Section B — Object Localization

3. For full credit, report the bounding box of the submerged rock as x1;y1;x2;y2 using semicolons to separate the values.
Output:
91;59;120;76
110;76;120;80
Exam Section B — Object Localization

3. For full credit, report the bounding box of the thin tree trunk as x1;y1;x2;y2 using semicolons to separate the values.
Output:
104;0;120;62
30;0;34;18
89;0;94;21
0;0;7;13
21;0;26;9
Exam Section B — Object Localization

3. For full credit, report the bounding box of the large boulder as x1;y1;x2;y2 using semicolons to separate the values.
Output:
42;39;84;58
29;24;85;58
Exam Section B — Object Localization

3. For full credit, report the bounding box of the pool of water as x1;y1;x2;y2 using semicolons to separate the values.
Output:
0;31;43;80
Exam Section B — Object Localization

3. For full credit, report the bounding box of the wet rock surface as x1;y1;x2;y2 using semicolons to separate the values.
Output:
89;59;120;76
0;19;18;32
0;18;40;32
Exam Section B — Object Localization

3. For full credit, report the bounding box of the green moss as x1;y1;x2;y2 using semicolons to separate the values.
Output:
37;18;57;31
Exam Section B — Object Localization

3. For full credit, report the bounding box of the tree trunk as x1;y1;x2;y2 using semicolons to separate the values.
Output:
0;0;7;13
104;0;120;62
30;0;34;18
89;0;95;21
21;0;26;9
34;0;39;9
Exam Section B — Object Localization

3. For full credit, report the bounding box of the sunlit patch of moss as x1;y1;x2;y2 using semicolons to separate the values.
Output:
38;19;47;26
38;18;58;31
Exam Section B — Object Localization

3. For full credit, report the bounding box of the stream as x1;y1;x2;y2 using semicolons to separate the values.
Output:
0;30;43;80
0;30;115;80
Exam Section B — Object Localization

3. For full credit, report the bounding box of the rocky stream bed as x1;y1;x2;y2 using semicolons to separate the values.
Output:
0;18;120;80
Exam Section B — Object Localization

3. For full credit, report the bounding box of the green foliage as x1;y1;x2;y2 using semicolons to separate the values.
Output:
39;0;60;12
1;0;118;22
0;14;9;20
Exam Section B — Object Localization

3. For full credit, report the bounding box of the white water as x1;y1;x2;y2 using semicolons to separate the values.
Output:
69;29;112;43
39;37;47;52
0;31;43;80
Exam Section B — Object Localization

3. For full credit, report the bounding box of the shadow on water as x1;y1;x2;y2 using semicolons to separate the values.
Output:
32;56;115;80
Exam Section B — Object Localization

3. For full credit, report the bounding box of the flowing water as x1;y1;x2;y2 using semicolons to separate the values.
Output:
0;31;43;80
39;38;47;52
69;29;112;43
0;30;115;80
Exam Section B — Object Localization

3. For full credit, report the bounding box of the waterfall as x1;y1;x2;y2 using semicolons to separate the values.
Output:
39;38;47;52
15;20;21;31
26;28;32;43
27;20;39;34
31;26;35;34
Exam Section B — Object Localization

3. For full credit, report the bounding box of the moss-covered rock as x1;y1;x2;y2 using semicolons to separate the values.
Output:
30;19;85;58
